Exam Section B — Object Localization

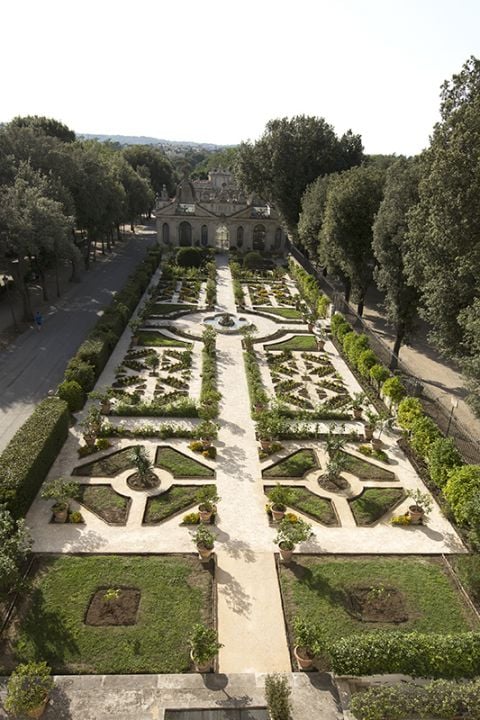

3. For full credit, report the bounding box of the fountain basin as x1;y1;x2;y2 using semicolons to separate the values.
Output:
203;313;252;334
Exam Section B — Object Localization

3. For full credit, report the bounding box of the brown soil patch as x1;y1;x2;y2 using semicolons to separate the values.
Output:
85;587;140;626
127;471;160;491
344;585;408;623
318;474;351;495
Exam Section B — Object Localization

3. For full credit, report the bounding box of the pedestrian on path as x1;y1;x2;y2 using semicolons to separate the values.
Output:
34;311;43;331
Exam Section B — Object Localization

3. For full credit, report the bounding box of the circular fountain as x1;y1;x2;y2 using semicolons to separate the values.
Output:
203;312;252;334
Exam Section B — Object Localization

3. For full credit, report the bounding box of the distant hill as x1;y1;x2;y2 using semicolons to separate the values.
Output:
79;133;233;152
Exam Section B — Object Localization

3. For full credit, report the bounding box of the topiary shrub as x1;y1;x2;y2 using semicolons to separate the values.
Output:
317;295;330;319
0;398;69;518
57;380;84;412
369;363;390;388
76;337;111;374
382;376;406;406
444;465;480;525
427;437;462;488
336;321;353;341
342;331;357;357
330;313;345;336
243;251;264;270
357;349;377;378
176;247;204;268
397;396;423;431
409;415;442;459
64;357;96;393
348;334;369;366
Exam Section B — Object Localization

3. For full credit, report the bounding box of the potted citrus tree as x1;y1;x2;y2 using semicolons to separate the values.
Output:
407;489;433;525
293;617;318;670
80;405;103;448
189;623;223;672
274;517;312;563
196;486;220;523
195;420;218;450
256;410;284;452
349;392;366;420
371;413;394;450
4;661;54;718
193;525;216;561
363;409;380;441
315;327;327;351
41;477;80;523
268;484;294;523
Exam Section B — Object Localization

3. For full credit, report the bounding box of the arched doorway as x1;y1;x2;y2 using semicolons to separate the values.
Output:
215;225;229;250
179;221;192;246
201;225;208;247
253;224;266;251
236;226;244;249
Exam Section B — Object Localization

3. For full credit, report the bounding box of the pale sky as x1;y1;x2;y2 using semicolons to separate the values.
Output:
2;0;479;154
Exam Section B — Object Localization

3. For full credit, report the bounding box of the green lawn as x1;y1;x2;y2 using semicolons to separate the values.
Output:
266;486;337;525
263;449;318;478
155;447;214;477
5;555;212;674
144;485;207;523
73;447;136;477
137;332;191;348
152;303;196;315
279;557;478;648
349;488;405;525
77;484;130;524
340;452;396;482
267;335;318;352
254;307;303;320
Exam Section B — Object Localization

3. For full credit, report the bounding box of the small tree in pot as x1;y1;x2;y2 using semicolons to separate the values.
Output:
407;488;433;525
80;405;103;447
196;486;220;523
256;410;284;451
275;517;313;563
293;617;319;670
144;352;160;376
194;420;219;450
349;392;367;420
41;477;80;523
268;484;295;523
371;412;394;450
193;525;216;561
4;661;54;718
189;623;223;672
363;409;380;441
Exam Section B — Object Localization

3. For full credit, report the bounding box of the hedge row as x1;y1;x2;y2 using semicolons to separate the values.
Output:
288;258;330;318
350;678;480;720
328;630;480;679
60;247;161;409
0;398;69;518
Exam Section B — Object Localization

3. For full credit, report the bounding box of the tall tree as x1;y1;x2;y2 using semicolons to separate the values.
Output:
8;115;76;143
458;300;480;415
123;145;176;196
235;115;363;231
320;165;385;314
372;157;420;368
405;55;480;355
298;174;336;259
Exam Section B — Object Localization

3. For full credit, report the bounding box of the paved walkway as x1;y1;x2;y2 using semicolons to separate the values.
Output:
0;226;157;452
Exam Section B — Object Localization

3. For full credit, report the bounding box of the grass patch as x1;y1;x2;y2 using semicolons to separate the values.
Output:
263;449;318;478
4;555;212;673
77;484;130;524
254;307;303;320
144;484;212;523
137;332;191;348
155;447;214;477
340;452;396;481
349;488;405;525
266;486;337;525
152;304;196;315
267;335;317;352
279;557;478;648
73;448;136;477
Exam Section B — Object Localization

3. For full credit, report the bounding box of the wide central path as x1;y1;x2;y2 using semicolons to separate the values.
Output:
214;257;290;673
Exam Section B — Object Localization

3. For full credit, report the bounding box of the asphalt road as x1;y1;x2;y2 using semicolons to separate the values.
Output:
0;227;157;452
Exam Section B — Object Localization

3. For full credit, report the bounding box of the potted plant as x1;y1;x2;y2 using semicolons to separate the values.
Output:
144;352;159;376
196;486;220;523
268;484;295;523
363;409;380;441
407;488;433;525
371;412;394;450
4;661;54;718
293;617;318;670
128;317;142;343
325;424;347;459
89;389;112;415
195;420;218;450
274;517;312;563
256;410;283;452
350;392;366;420
80;405;103;447
189;623;223;672
41;477;80;523
315;327;327;351
193;525;216;561
303;312;316;333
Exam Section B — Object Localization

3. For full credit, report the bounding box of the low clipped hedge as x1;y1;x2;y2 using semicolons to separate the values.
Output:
328;630;480;679
0;397;69;518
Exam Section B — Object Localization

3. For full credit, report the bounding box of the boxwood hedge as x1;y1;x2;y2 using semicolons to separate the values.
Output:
0;397;69;518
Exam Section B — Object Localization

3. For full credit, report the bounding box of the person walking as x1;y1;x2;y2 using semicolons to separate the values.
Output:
34;311;43;331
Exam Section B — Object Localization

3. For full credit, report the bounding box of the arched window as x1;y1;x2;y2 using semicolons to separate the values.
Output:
162;223;170;244
179;221;192;246
274;227;282;250
253;224;266;251
201;225;208;247
236;226;244;248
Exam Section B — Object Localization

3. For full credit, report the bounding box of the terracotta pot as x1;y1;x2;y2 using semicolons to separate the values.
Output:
353;408;363;420
84;434;96;448
26;698;49;718
294;645;314;670
308;323;314;332
197;543;214;561
190;649;211;673
279;543;294;563
316;340;325;351
201;439;212;450
198;504;213;524
364;425;374;441
52;504;68;523
260;439;272;452
100;402;111;415
271;504;286;523
409;505;424;525
371;438;383;450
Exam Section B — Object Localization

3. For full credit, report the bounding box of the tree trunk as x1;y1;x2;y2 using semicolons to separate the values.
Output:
344;277;351;304
101;237;105;255
390;325;405;370
357;297;364;317
39;268;49;301
54;255;61;297
116;224;121;242
14;261;33;321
